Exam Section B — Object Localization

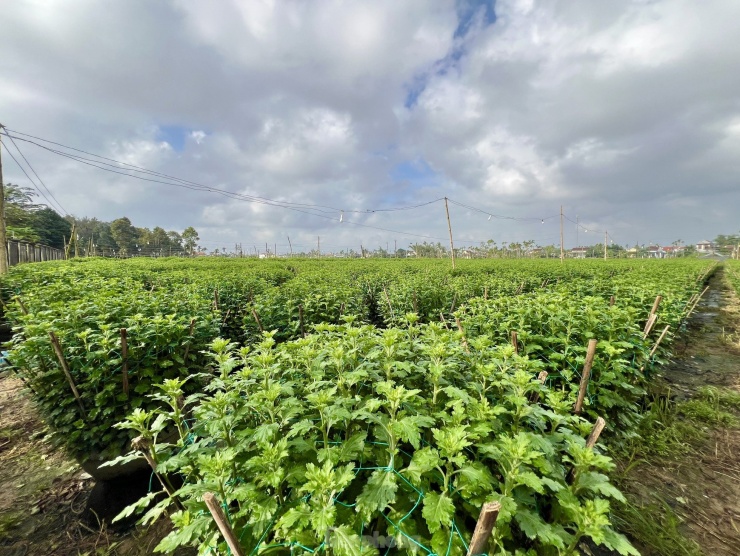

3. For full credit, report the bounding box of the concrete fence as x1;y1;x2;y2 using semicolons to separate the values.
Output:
7;240;65;267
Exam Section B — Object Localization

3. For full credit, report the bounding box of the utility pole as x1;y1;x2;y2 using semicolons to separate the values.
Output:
576;215;579;248
317;236;320;258
0;124;8;274
604;231;608;260
394;239;397;258
287;236;293;257
444;197;456;269
559;205;564;263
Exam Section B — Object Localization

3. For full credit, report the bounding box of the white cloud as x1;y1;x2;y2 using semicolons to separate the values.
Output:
1;0;739;251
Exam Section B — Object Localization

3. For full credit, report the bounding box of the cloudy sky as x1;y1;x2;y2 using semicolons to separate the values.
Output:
2;0;739;253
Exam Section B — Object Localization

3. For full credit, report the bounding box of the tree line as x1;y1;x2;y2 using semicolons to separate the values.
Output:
4;183;199;257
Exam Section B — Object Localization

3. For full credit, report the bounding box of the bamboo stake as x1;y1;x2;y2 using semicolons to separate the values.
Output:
412;291;419;314
439;312;449;329
455;317;469;353
203;492;246;556
383;286;394;319
568;417;607;483
685;285;710;317
609;295;615;307
530;371;549;403
511;331;518;355
48;332;86;417
649;325;671;358
182;318;196;364
120;328;129;398
450;292;458;314
649;295;663;317
467;501;501;556
483;286;488;300
213;287;220;311
574;339;598;414
251;308;264;333
586;417;607;449
298;305;306;337
643;314;658;339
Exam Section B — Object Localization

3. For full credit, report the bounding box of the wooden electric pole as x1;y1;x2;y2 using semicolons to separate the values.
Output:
604;231;608;260
559;205;564;263
317;236;320;258
0;124;8;274
444;197;456;269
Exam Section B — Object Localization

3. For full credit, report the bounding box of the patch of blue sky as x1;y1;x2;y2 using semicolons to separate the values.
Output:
156;125;189;152
404;0;496;108
389;159;440;194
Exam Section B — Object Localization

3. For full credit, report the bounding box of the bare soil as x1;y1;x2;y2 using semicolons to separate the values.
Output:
0;373;179;555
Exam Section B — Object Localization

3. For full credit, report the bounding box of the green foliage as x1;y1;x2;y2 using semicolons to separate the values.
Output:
116;325;644;555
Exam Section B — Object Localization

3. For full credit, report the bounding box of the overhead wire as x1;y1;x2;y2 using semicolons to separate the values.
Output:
3;126;615;250
1;137;67;216
2;133;68;215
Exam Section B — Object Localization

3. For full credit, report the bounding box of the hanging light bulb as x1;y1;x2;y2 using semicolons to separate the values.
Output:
541;219;544;224
339;211;344;223
487;215;492;221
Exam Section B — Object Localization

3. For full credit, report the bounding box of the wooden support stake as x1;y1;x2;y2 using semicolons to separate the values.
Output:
530;371;549;403
483;286;488;300
685;285;710;317
298;305;306;337
439;312;449;329
609;295;615;307
516;281;525;295
412;291;419;314
649;295;663;317
467;501;501;556
120;328;129;398
642;313;658;339
649;325;671;358
568;417;607;483
48;332;86;417
511;331;518;355
213;287;220;311
450;292;458;314
251;308;264;333
574;339;598;414
586;417;607;449
182;318;196;363
455;317;470;353
383;286;394;319
203;492;246;556
16;297;29;315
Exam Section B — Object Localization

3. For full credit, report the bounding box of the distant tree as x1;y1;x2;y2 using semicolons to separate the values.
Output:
5;183;43;229
182;227;199;255
31;208;71;250
110;217;137;255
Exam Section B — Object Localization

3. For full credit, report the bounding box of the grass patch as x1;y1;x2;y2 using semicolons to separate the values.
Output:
612;386;740;555
612;499;702;556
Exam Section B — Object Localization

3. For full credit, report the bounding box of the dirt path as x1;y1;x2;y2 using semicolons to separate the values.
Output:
0;372;178;555
617;268;740;555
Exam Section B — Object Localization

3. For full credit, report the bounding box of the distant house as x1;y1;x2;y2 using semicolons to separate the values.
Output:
696;240;714;253
662;246;685;257
571;247;588;259
626;247;639;258
647;245;666;259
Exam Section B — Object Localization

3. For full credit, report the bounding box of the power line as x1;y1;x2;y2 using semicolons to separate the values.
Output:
3;133;68;215
1;139;66;215
4;128;444;215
